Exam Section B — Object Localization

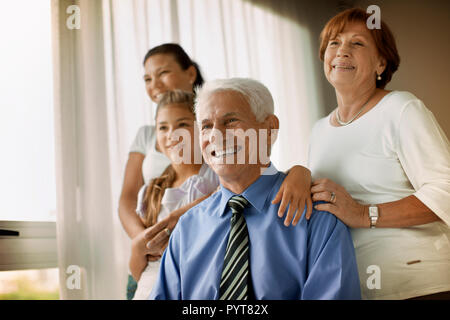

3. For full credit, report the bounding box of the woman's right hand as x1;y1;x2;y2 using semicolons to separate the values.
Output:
129;227;162;281
144;191;216;256
272;165;313;226
144;216;175;256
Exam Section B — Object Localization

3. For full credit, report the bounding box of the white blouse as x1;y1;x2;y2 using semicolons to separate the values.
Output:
308;91;450;299
133;164;219;300
129;125;171;184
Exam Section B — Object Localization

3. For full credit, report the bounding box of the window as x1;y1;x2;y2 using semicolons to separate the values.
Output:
0;0;56;223
0;0;58;298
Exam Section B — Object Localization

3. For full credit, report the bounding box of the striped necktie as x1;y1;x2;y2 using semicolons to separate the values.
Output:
219;195;252;300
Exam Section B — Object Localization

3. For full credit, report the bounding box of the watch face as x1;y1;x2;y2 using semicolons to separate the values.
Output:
369;206;378;217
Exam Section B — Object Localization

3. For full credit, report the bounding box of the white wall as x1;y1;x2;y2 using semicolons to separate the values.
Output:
356;0;450;138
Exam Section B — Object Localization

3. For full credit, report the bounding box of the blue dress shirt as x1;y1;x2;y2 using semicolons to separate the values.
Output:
149;164;361;300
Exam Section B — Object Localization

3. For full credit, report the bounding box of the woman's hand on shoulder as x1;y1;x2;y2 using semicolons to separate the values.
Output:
311;178;368;228
129;227;161;280
272;165;313;226
131;227;161;259
144;213;180;256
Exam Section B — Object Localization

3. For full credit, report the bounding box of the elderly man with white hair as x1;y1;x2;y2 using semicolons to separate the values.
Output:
149;78;361;300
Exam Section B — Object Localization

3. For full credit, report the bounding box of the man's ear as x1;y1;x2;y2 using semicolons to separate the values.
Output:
264;114;279;144
265;114;279;131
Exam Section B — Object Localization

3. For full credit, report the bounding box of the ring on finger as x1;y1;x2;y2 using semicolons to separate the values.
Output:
164;228;171;236
330;192;336;203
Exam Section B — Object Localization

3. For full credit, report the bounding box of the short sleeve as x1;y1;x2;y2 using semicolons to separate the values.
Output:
135;184;148;219
396;99;450;226
182;165;220;203
129;125;155;155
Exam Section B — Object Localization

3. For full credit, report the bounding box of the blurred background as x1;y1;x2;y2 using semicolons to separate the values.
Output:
0;0;448;299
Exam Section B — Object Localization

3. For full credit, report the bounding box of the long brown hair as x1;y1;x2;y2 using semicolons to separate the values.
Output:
143;165;177;227
142;90;195;227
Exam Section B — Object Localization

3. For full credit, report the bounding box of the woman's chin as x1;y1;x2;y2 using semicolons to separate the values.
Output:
329;76;357;89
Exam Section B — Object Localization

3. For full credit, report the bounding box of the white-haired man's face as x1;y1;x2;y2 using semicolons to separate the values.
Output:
197;90;279;186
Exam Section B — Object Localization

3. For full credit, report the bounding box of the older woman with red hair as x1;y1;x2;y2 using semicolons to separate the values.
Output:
303;8;450;299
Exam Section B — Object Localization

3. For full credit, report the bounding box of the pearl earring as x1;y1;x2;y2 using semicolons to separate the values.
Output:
377;74;382;81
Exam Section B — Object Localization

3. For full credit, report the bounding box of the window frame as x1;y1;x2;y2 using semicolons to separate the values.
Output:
0;220;57;271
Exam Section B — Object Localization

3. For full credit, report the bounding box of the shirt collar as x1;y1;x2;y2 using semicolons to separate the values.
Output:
217;162;280;216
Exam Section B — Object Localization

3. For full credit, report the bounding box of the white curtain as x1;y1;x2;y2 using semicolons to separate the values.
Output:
104;0;327;169
53;0;327;299
52;0;128;299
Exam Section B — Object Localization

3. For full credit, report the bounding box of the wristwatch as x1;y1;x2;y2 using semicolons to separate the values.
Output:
368;205;379;228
